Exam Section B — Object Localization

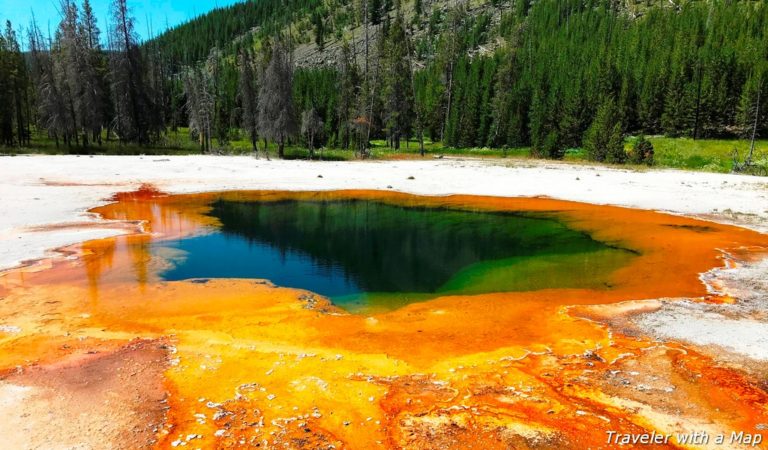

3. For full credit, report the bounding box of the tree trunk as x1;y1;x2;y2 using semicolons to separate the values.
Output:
119;0;143;145
442;64;454;142
309;133;315;159
365;62;380;158
364;0;369;86
747;86;761;165
693;62;703;140
14;89;24;148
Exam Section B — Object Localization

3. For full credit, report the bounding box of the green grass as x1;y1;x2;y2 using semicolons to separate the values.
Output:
367;138;532;159
1;128;202;156
3;128;766;176
638;136;768;173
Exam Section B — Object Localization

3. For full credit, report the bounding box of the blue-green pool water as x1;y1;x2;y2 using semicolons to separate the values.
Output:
156;199;636;312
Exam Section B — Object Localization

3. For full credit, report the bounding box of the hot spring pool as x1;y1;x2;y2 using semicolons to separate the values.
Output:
154;198;636;312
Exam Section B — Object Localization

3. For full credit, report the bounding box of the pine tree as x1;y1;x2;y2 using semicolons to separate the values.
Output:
312;11;325;51
0;20;30;146
605;123;626;164
638;71;665;134
336;41;360;150
559;85;585;149
736;69;767;140
11;0;768;155
583;97;625;163
529;85;564;159
381;11;414;150
490;49;527;148
369;0;383;25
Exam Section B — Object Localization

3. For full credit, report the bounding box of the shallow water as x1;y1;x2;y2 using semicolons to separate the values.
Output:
157;199;636;312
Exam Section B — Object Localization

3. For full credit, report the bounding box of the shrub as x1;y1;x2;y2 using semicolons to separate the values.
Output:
631;135;655;166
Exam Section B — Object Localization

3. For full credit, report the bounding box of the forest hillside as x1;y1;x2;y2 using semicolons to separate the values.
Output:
0;0;766;166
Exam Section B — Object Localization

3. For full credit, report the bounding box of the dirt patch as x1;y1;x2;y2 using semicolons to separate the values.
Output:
0;339;170;450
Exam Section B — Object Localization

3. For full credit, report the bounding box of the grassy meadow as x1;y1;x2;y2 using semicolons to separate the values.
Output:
2;128;766;175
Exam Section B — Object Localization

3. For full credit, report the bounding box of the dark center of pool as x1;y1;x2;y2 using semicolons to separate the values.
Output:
157;199;636;312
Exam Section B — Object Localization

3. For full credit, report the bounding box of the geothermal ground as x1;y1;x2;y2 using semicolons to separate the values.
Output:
1;155;767;449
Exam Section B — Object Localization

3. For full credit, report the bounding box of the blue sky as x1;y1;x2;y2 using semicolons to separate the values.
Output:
0;0;243;42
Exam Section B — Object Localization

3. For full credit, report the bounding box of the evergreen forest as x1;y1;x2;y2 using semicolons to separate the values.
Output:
0;0;766;167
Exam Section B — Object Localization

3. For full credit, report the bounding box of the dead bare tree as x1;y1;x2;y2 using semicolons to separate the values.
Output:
28;19;70;148
78;0;106;145
336;40;359;150
257;40;297;159
183;66;214;153
301;107;323;159
440;3;465;142
109;0;160;144
734;75;765;175
237;48;260;154
403;15;425;156
747;86;762;166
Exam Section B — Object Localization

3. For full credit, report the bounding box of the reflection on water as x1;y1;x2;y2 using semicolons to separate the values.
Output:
156;200;636;311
